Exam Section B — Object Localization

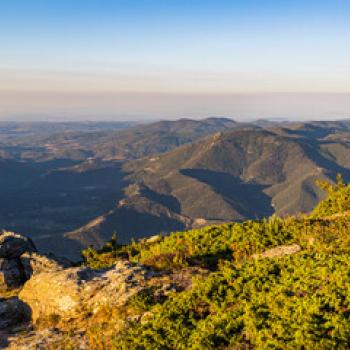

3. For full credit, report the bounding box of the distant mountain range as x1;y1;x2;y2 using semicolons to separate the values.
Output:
0;118;237;161
1;118;350;259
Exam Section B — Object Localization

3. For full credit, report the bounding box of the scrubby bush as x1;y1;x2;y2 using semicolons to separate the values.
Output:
312;174;350;218
83;179;350;349
111;253;350;349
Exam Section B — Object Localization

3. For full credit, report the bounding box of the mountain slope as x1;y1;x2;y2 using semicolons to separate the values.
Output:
0;118;238;254
64;127;350;258
76;179;350;349
90;117;238;160
3;119;350;259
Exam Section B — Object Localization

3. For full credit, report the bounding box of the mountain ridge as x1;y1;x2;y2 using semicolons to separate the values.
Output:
2;118;350;259
61;125;350;259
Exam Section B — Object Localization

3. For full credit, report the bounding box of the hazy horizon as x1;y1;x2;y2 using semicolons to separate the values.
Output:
1;1;350;121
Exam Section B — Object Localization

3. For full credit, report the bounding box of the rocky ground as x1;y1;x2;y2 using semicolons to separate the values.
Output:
0;231;208;349
0;229;302;349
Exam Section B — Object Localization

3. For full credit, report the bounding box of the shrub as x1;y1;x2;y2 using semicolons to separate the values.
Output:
82;179;350;349
312;174;350;218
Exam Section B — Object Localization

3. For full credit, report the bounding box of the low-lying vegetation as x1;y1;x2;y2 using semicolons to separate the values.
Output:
79;176;350;349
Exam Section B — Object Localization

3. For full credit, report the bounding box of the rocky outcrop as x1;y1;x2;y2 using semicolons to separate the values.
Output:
0;231;71;292
0;231;36;291
20;252;71;280
19;261;156;322
0;258;24;290
0;297;31;329
0;231;36;259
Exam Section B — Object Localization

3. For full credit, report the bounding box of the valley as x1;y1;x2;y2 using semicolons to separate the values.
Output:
1;118;350;259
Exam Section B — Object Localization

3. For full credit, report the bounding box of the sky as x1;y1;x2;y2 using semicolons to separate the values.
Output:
1;0;350;121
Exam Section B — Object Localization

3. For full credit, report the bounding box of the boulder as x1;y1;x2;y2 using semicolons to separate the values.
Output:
20;252;71;280
19;261;156;322
0;231;36;259
0;297;31;329
0;258;24;290
145;235;162;244
0;231;71;292
252;244;301;259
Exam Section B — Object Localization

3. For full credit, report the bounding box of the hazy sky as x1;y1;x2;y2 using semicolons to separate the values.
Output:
1;0;350;121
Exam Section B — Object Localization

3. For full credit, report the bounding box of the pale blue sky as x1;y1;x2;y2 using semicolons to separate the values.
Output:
1;0;350;120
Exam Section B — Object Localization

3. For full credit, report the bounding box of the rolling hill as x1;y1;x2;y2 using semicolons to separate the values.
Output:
0;118;238;257
63;124;350;259
2;118;350;259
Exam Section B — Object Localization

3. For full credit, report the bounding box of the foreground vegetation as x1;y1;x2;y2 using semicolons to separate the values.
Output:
81;177;350;349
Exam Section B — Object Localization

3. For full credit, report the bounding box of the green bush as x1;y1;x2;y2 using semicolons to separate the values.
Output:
312;175;350;218
83;179;350;349
112;253;350;349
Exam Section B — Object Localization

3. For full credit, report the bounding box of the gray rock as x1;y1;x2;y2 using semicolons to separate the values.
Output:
0;231;36;259
0;232;69;292
252;244;301;259
20;252;72;280
6;328;88;350
0;258;24;291
0;297;31;329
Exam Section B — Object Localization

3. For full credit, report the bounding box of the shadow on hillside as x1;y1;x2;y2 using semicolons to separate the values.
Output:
0;160;128;248
284;126;334;139
141;187;182;213
96;207;187;244
38;206;188;261
180;168;274;219
301;141;350;182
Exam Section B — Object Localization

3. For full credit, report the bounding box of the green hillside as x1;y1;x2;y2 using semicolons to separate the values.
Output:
81;177;350;349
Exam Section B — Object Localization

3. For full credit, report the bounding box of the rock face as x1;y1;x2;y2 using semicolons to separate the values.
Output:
0;231;70;292
19;261;156;322
0;297;31;329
